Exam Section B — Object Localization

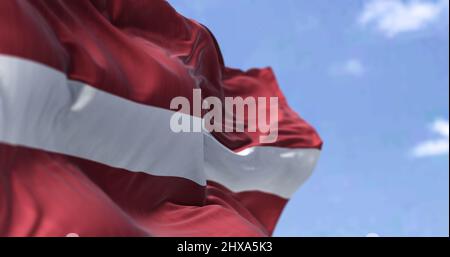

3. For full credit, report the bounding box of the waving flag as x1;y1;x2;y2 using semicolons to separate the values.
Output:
0;0;322;237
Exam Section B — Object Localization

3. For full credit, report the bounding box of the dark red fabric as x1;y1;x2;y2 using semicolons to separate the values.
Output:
0;0;321;236
0;0;322;151
0;145;286;236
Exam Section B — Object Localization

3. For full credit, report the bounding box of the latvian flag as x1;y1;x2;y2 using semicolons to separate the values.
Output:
0;0;322;237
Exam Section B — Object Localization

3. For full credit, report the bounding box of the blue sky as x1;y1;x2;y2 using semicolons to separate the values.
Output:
168;0;449;236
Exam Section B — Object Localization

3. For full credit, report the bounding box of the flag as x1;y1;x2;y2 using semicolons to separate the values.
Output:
0;0;322;237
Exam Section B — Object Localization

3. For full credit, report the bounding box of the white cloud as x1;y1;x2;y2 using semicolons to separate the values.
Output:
359;0;449;37
331;59;366;77
412;119;449;158
344;59;366;76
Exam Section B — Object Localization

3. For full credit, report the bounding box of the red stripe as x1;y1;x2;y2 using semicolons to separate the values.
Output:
0;0;322;151
0;144;285;236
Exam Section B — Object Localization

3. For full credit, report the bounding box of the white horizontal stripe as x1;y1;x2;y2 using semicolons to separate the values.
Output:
205;134;320;198
0;55;320;198
0;55;205;185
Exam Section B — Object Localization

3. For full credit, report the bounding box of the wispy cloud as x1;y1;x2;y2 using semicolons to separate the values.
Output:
330;59;366;77
412;119;449;158
359;0;449;38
